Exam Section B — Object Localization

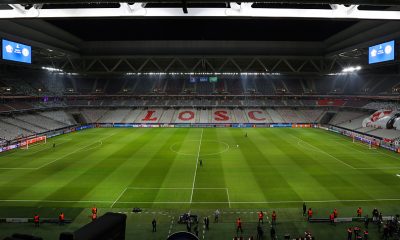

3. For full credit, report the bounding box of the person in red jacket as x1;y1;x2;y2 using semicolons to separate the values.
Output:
91;212;97;221
271;211;277;225
59;212;65;225
307;208;313;221
357;207;363;217
91;206;97;215
34;214;40;227
329;212;335;225
258;211;264;224
236;218;243;235
363;230;369;240
333;208;338;218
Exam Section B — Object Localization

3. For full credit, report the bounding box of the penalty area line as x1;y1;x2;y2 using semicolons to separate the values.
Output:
291;135;356;170
111;187;128;208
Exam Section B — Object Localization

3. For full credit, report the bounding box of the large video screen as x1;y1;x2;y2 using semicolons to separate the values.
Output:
2;39;32;64
369;40;395;64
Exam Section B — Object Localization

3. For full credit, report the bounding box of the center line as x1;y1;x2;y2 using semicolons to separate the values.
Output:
190;128;204;203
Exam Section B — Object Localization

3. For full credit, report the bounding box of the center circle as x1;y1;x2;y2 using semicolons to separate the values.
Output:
170;140;230;156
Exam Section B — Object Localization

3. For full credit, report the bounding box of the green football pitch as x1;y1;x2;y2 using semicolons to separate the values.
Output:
1;127;400;208
1;127;400;239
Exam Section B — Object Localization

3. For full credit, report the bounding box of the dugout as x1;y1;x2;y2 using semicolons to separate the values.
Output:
59;212;126;240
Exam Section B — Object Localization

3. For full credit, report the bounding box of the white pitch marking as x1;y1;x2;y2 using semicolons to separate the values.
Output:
0;167;36;170
36;132;117;169
190;128;204;204
292;135;356;169
127;187;227;190
0;199;113;203
111;187;128;208
226;188;231;208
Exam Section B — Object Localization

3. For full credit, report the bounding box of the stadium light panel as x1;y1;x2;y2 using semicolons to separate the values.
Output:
42;66;63;72
342;66;362;73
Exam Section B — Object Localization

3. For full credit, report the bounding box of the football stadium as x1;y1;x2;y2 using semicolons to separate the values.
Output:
1;1;400;240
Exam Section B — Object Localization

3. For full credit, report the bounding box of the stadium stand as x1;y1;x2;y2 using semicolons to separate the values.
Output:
39;111;77;126
98;109;132;123
0;120;33;140
15;114;69;130
362;101;400;110
265;109;285;123
329;111;368;126
1;117;47;133
336;114;371;130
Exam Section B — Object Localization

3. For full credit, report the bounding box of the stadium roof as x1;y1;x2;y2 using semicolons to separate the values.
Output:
1;2;400;19
0;1;399;74
2;0;400;5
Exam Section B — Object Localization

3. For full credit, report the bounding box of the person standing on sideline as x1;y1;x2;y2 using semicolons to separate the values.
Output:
302;203;307;216
307;208;313;221
214;209;220;223
92;205;97;215
271;211;277;225
152;218;157;232
91;212;97;221
186;219;192;232
270;226;276;239
333;208;338;218
256;224;263;240
236;218;243;235
199;159;203;167
347;227;353;240
363;230;369;240
364;215;369;229
329;212;335;225
59;212;65;225
34;214;40;227
354;226;360;239
204;216;209;230
357;207;362;217
258;211;264;224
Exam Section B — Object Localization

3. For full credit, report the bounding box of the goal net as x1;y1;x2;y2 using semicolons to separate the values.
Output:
20;136;47;150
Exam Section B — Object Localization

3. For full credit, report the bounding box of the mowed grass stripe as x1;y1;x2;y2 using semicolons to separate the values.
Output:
116;128;194;207
321;129;400;168
228;128;303;202
38;129;156;204
0;129;122;201
255;129;339;202
220;129;267;203
284;129;399;200
194;128;227;189
269;129;375;201
191;128;229;208
0;128;400;209
0;136;76;168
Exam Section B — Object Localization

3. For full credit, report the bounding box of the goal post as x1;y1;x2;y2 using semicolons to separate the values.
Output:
20;136;47;150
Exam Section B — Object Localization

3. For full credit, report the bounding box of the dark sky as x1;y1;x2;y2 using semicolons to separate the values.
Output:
46;18;357;41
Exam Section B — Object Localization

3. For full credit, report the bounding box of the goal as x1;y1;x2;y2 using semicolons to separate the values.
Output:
20;136;47;150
